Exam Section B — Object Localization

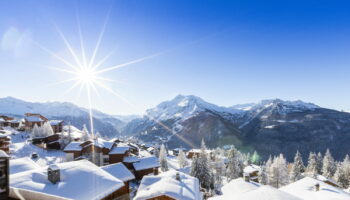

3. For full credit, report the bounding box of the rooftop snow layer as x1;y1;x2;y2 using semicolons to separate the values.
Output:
63;142;82;151
10;157;41;175
221;178;260;197
280;177;350;200
25;116;43;122
49;120;63;125
101;163;135;182
134;170;201;200
133;156;160;171
10;160;124;200
123;156;140;163
238;185;301;200
109;146;129;155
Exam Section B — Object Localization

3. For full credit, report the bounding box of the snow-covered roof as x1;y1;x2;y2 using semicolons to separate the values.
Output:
10;160;125;200
243;165;261;174
64;142;82;151
101;163;135;182
10;157;41;175
134;170;201;200
0;150;9;158
123;156;140;163
280;177;350;200
133;156;160;171
109;146;129;155
49;120;63;126
221;178;260;197
238;186;301;200
25;116;44;122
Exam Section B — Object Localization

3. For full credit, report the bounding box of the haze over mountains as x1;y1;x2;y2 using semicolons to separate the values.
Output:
1;95;350;161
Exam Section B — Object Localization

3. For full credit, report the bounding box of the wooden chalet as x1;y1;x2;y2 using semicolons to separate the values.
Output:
132;156;160;180
109;145;130;164
102;163;135;200
0;135;11;154
24;113;48;129
49;120;64;133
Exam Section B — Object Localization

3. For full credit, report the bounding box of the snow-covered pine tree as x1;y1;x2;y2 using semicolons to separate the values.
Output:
159;144;169;172
177;149;188;168
244;152;251;166
305;152;318;178
343;155;350;189
80;124;91;142
322;149;336;178
334;162;347;188
154;145;160;158
289;150;305;183
42;122;54;137
213;154;226;191
226;146;242;181
316;152;323;174
259;163;268;185
32;124;40;138
191;140;213;190
268;154;289;188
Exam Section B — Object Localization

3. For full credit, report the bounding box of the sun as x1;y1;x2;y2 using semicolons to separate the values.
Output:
75;67;97;85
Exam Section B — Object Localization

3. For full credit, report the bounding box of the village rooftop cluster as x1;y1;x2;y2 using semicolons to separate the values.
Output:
0;114;349;200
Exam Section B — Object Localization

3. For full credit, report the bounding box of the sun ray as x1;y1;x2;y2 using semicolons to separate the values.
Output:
54;24;84;68
88;9;111;68
76;10;88;68
31;39;79;70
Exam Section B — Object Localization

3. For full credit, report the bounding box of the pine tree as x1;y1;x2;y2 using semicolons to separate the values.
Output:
306;152;318;178
42;122;54;137
334;155;350;188
316;152;323;174
322;149;336;178
154;145;160;158
32;124;40;138
213;154;226;191
81;124;91;141
226;146;243;181
191;140;213;190
177;149;188;168
259;163;268;185
159;144;169;172
268;154;289;188
289;150;305;183
251;151;260;165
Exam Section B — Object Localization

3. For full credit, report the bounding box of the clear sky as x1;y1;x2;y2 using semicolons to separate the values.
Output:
1;0;350;115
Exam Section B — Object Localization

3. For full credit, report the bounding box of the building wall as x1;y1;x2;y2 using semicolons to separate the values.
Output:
100;183;130;200
135;168;158;180
109;154;125;164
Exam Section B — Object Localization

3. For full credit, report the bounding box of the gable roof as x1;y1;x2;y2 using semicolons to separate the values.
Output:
133;156;160;171
64;142;83;151
10;157;41;175
10;160;124;200
101;163;135;182
109;146;130;155
25;116;44;122
134;170;201;200
221;178;260;197
280;177;350;200
239;186;301;200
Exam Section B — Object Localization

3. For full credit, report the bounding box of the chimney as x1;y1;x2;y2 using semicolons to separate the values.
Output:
315;183;320;191
176;172;181;181
243;173;250;182
48;164;60;184
153;168;158;175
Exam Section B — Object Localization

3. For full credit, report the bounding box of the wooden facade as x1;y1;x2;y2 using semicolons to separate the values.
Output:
100;182;130;200
0;136;11;154
134;168;159;180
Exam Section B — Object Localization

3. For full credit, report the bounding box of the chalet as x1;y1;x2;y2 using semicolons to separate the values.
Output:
134;170;202;200
127;143;139;155
123;156;140;170
102;163;135;199
187;149;201;159
109;145;130;164
49;120;64;133
280;177;350;200
32;134;61;150
0;118;4;127
9;160;126;200
64;141;83;161
315;174;340;188
24;113;48;129
132;156;160;180
0;135;11;154
243;165;261;182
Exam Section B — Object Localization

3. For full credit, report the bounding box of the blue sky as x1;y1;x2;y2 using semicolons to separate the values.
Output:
1;0;350;115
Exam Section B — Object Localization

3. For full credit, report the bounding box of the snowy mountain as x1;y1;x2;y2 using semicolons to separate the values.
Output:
123;95;350;161
0;97;125;138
